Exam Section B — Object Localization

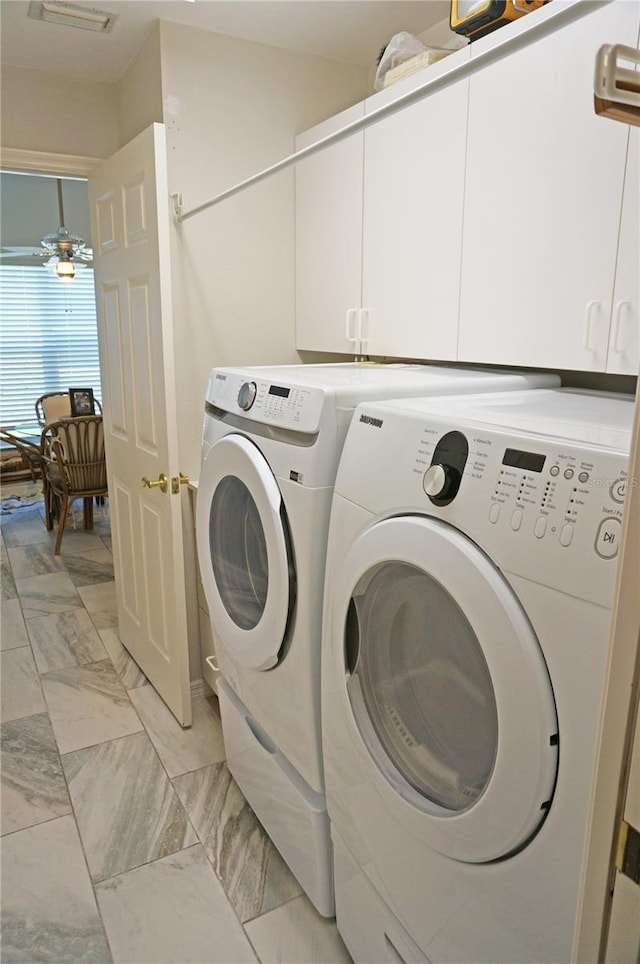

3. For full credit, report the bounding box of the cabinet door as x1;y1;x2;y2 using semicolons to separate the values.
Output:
295;104;364;353
361;52;470;360
458;2;639;372
607;127;639;375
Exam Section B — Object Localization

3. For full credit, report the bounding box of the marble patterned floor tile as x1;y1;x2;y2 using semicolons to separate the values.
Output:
1;712;72;836
1;646;46;723
57;530;107;555
62;729;197;882
96;844;257;963
173;762;303;923
100;533;113;552
129;684;226;778
15;571;83;618
1;540;17;599
99;628;148;690
41;658;143;754
78;580;118;630
62;548;114;587
27;608;108;674
0;597;29;650
0;506;53;548
7;543;66;579
245;893;352;963
0;814;112;963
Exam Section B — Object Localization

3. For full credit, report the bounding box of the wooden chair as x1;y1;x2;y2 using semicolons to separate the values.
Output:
35;392;71;425
41;415;108;554
35;391;102;425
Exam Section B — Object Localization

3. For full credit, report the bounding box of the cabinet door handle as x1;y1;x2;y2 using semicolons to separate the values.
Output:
584;300;601;352
613;300;631;354
345;308;358;345
359;308;370;352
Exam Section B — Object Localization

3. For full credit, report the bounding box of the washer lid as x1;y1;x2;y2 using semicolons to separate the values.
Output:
196;433;294;670
333;516;558;863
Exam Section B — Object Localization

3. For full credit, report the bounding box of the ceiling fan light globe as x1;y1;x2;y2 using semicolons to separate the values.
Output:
55;259;75;280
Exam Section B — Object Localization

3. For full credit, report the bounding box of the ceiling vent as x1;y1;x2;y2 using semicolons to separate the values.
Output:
27;1;116;33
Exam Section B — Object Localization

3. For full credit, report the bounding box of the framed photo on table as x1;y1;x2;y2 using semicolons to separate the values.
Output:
69;388;95;417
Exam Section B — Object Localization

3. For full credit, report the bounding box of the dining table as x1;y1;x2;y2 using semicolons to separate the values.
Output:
0;420;46;481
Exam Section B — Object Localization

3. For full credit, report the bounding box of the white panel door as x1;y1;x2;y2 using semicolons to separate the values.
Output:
89;122;191;726
458;1;639;372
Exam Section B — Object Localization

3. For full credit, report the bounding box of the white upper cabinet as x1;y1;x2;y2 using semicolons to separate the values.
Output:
295;2;638;372
295;103;364;353
457;1;640;372
606;126;638;375
360;51;470;360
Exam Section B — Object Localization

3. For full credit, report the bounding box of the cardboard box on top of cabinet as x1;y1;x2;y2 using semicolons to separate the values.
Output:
450;0;547;42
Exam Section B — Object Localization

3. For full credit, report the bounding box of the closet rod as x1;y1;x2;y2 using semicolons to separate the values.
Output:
175;0;608;224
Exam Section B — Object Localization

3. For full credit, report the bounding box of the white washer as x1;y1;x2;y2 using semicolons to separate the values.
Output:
196;363;559;917
321;387;634;961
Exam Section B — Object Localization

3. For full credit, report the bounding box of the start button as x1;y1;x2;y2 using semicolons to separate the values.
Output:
595;517;622;559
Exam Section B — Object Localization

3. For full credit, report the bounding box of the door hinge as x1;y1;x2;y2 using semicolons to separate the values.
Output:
615;819;640;885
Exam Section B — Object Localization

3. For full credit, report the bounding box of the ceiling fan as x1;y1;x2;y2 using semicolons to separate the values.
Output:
0;178;93;279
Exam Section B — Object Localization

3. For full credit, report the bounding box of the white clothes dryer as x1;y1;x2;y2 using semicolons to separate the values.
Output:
321;388;634;961
196;363;559;917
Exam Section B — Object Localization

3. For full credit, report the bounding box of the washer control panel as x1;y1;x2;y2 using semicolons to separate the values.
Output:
208;371;325;433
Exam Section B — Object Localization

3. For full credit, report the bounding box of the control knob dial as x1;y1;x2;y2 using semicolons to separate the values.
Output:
238;381;257;411
423;464;448;498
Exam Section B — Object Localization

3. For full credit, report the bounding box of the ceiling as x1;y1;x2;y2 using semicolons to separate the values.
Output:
1;0;451;83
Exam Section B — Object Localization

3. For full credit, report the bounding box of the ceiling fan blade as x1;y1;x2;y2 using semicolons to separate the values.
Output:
1;245;47;256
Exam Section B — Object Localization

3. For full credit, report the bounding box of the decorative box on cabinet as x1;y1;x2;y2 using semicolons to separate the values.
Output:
457;0;640;373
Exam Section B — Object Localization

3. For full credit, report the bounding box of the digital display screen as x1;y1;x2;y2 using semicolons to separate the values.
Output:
268;385;290;398
502;448;546;473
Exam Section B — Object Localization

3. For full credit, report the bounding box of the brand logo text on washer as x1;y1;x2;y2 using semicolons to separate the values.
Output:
359;414;384;428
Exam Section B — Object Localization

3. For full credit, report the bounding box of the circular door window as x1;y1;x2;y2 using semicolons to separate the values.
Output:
210;475;268;631
332;516;558;863
196;433;295;671
347;561;498;814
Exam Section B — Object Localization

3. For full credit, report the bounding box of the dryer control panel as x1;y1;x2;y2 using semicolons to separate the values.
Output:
208;370;326;434
335;391;633;608
415;427;627;606
430;428;628;565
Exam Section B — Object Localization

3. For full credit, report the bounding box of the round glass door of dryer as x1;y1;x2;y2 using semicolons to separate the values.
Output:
197;433;295;670
333;515;558;863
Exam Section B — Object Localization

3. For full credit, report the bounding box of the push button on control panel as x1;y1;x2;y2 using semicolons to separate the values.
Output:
534;516;547;539
510;508;523;531
489;503;501;524
559;524;574;547
595;517;621;559
610;477;626;505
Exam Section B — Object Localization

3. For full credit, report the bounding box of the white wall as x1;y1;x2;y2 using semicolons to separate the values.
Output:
0;65;119;159
157;21;369;477
116;26;163;147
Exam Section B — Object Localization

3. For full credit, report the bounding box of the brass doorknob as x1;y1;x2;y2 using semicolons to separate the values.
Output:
141;473;168;493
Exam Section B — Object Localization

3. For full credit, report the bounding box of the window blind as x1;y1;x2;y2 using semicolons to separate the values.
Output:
0;265;101;424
